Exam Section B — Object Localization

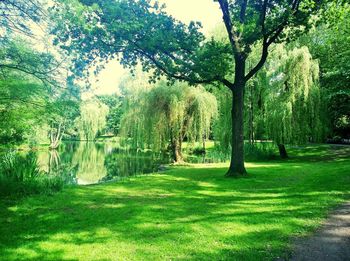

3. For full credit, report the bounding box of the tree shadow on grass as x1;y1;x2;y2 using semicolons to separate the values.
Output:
0;159;349;260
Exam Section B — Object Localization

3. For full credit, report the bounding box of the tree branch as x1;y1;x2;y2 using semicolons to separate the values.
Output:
130;40;230;86
217;0;241;57
245;0;304;81
240;0;248;23
244;37;268;82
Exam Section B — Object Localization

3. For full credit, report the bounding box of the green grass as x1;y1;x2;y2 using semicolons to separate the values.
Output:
0;145;349;260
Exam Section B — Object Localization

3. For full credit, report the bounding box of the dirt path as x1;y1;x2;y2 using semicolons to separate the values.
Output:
289;201;350;261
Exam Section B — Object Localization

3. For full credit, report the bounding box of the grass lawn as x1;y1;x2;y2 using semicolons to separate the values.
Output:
0;145;349;260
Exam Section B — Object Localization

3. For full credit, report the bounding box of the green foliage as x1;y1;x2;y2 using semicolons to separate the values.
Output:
98;95;124;135
298;6;350;137
0;37;80;147
212;86;232;155
0;56;48;144
50;0;231;84
50;0;328;86
120;78;218;159
0;151;65;198
244;142;278;161
76;99;109;141
0;37;59;85
264;45;323;144
42;81;81;149
328;92;350;136
215;0;322;54
0;0;43;36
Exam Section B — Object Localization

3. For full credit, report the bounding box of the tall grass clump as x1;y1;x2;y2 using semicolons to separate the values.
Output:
210;141;278;162
244;142;278;161
0;151;65;198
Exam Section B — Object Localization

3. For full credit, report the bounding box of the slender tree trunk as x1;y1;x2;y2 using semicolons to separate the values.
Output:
249;84;255;144
170;127;184;163
278;144;288;159
49;122;64;149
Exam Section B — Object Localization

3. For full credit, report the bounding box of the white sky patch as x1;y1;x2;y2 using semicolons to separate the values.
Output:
161;0;222;34
92;0;223;95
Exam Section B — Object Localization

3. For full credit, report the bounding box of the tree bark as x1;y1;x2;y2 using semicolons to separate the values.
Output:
226;76;247;177
171;138;184;163
278;144;288;159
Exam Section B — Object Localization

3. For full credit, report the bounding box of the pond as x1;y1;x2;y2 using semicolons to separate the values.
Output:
36;141;173;185
34;141;228;186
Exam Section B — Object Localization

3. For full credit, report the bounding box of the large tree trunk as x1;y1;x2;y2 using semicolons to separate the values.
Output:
278;144;288;159
226;80;247;177
169;127;184;163
171;138;184;163
226;56;247;177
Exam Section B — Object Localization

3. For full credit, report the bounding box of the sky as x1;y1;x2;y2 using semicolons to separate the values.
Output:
90;0;222;95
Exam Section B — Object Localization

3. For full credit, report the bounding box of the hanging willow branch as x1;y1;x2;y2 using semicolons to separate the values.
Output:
120;78;218;162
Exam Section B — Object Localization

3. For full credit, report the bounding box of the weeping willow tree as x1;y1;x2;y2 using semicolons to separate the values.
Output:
121;81;218;163
264;45;323;158
212;86;232;155
76;99;109;141
118;69;154;149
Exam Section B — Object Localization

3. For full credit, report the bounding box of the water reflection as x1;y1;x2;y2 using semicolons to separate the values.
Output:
37;141;171;185
72;142;107;185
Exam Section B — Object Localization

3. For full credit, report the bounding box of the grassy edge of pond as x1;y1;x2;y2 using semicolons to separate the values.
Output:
0;144;349;260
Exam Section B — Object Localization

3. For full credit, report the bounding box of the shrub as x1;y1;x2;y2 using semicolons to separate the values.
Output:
0;151;65;198
191;147;206;156
244;142;278;161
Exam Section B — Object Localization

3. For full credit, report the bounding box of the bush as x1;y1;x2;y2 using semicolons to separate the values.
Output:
0;151;65;198
244;142;278;161
191;147;206;156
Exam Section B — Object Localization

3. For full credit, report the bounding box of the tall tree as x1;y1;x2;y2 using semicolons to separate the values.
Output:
264;45;322;157
51;0;329;176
